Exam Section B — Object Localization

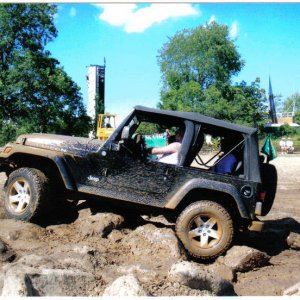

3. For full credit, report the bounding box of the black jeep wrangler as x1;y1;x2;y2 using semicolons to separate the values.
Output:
0;106;277;259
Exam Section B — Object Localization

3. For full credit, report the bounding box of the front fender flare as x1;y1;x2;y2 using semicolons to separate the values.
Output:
165;178;249;218
52;156;77;191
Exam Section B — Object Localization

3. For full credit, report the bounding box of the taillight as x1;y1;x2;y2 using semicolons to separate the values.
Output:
259;191;266;202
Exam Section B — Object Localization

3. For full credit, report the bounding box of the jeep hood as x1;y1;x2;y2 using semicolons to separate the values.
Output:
16;133;104;156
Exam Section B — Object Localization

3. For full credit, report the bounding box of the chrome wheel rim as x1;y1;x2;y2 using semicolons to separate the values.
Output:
188;214;223;249
8;178;31;214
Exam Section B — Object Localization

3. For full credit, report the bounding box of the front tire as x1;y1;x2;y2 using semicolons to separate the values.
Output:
176;200;234;260
2;168;49;221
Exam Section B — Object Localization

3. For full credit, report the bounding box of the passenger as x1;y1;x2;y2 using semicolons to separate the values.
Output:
148;128;184;165
279;138;287;155
211;139;237;175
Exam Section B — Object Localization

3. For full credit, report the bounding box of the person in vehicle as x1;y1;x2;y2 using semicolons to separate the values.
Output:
211;138;237;174
148;128;184;165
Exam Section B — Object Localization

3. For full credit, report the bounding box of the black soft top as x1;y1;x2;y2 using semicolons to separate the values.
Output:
134;106;257;136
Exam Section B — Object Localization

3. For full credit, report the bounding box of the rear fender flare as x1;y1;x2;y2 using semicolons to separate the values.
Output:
165;178;249;218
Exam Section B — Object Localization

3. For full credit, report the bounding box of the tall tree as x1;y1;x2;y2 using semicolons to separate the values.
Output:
282;92;300;126
157;22;267;128
0;4;91;145
158;22;243;93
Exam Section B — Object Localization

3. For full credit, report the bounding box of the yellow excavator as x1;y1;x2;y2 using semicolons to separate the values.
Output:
96;114;117;140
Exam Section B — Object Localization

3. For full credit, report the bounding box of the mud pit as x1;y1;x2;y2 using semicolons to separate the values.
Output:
0;156;299;296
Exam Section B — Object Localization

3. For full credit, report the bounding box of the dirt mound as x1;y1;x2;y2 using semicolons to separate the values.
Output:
1;156;300;296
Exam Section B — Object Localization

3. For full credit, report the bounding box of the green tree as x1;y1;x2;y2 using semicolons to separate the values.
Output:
294;112;300;125
158;22;243;92
157;22;267;128
0;4;91;145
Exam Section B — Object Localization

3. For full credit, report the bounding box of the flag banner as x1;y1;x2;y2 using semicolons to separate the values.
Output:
261;134;277;161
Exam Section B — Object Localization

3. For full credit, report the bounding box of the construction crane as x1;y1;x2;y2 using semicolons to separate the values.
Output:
96;114;117;140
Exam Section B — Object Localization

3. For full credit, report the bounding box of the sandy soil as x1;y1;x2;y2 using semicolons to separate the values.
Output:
233;155;300;295
0;155;300;296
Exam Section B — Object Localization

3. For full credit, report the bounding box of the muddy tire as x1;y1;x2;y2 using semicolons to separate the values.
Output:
2;168;50;221
260;163;277;216
175;201;234;260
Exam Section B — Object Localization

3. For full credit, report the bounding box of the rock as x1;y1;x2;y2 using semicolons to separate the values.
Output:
30;268;96;296
283;281;300;296
0;239;16;265
102;274;148;296
107;229;123;242
74;209;125;238
0;240;7;253
1;268;34;296
287;232;300;250
122;224;182;263
0;219;47;251
168;261;234;296
218;245;270;273
116;264;159;283
208;263;236;282
47;244;103;272
1;253;98;296
0;250;15;264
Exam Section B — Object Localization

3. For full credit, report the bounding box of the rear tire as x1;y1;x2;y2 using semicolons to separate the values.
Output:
176;200;234;260
2;168;50;221
260;163;277;216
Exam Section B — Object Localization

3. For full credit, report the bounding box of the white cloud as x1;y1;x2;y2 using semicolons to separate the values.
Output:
208;15;216;25
97;4;136;27
70;7;77;17
96;4;199;33
230;21;238;39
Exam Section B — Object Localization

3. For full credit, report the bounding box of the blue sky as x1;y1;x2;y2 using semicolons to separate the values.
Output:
47;3;300;119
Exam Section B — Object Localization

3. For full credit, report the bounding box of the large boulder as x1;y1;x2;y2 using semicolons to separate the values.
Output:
1;267;34;296
73;208;125;238
121;224;183;267
102;274;148;296
217;245;270;273
0;250;99;296
168;261;234;296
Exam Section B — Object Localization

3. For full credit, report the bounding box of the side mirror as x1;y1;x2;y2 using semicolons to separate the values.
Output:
121;126;130;140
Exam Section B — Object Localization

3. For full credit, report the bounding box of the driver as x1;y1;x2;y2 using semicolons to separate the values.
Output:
148;128;184;165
